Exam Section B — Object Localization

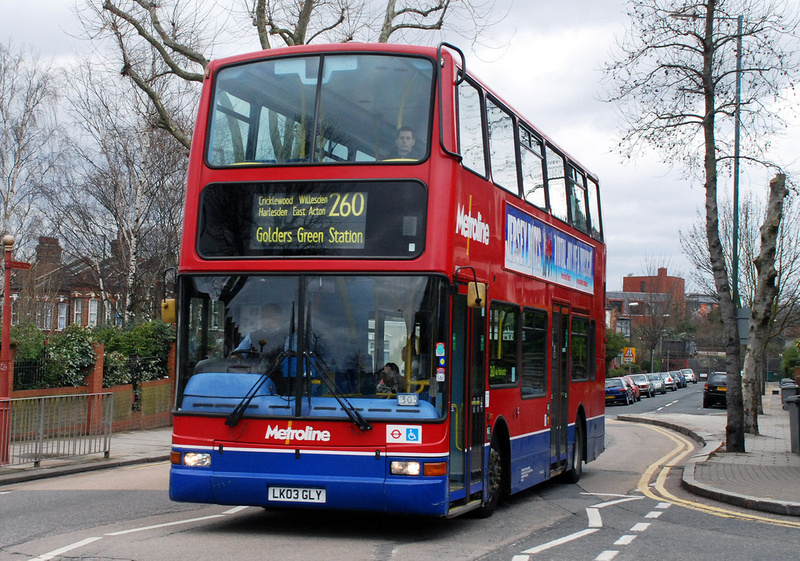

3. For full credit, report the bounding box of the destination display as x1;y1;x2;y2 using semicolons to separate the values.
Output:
197;180;427;259
251;192;368;251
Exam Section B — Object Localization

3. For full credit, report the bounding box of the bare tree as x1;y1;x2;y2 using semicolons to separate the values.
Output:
47;65;187;324
78;0;502;150
631;293;683;371
681;186;800;424
0;43;63;255
742;174;787;433
604;0;800;452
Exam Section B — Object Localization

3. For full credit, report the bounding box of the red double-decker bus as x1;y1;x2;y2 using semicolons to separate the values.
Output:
168;42;605;518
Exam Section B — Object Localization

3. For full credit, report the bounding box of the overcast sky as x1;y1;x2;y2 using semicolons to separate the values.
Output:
2;0;798;292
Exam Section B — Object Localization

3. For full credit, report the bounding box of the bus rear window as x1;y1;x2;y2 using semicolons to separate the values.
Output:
206;54;434;166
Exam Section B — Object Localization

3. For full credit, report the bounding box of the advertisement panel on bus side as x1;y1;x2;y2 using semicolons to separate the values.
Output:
504;204;595;294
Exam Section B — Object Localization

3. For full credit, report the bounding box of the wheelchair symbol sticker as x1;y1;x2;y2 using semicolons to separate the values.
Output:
386;425;423;444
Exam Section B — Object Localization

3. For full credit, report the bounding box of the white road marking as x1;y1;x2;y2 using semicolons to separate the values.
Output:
595;551;619;560
591;496;644;509
105;514;226;536
614;535;637;545
28;506;250;561
630;522;651;532
645;511;663;519
28;537;102;561
521;528;600;554
587;508;603;528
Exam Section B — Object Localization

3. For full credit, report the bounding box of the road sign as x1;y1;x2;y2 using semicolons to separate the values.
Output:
622;347;636;364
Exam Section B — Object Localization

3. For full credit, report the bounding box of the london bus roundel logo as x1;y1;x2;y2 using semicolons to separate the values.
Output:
386;425;422;444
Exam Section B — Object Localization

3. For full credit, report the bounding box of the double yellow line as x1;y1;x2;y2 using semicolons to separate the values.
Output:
637;423;800;529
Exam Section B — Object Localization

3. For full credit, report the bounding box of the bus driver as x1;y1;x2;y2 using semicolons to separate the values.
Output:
391;127;421;159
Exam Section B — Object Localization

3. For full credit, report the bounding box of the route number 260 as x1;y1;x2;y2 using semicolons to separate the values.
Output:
329;193;366;217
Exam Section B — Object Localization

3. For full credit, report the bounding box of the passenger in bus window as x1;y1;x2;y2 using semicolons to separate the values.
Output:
390;127;421;160
402;344;421;380
376;362;402;393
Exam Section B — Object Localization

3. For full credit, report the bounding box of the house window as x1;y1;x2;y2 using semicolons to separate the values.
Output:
58;303;67;330
73;299;83;325
88;299;98;327
42;303;53;330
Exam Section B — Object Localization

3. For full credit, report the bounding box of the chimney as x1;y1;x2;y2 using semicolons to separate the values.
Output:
36;237;62;273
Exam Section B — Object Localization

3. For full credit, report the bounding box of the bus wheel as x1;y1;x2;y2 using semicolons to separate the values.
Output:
563;421;583;484
476;437;502;518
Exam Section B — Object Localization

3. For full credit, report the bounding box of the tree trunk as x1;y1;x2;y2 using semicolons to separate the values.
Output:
379;0;398;43
743;174;787;434
700;0;745;452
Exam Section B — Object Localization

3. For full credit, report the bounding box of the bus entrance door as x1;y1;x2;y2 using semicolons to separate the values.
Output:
449;293;486;509
550;304;570;475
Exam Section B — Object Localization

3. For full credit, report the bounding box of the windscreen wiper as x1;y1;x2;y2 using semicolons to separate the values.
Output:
225;351;289;428
305;352;372;432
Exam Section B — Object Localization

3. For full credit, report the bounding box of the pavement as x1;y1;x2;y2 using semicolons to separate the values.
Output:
1;383;799;518
618;381;800;517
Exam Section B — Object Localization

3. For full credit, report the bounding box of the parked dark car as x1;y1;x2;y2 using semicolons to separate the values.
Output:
703;371;728;408
606;377;633;405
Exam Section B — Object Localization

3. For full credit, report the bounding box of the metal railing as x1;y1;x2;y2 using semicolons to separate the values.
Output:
0;393;113;467
12;357;54;390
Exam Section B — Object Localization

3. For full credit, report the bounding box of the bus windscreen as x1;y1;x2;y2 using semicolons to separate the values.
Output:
206;53;435;166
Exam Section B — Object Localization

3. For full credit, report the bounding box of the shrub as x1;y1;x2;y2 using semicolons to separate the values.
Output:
95;320;175;384
47;324;96;387
10;322;47;360
103;350;130;388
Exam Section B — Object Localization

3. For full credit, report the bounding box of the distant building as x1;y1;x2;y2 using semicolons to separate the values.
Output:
607;268;690;369
6;236;125;333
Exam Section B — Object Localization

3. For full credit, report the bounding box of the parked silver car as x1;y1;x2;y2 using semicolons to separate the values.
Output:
681;368;697;384
660;371;678;391
630;373;656;398
647;373;667;394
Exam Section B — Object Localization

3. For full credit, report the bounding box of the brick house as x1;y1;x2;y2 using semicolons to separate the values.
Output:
8;237;125;333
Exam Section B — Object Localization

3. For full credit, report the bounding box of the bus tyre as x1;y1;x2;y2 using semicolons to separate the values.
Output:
476;437;503;518
563;421;583;484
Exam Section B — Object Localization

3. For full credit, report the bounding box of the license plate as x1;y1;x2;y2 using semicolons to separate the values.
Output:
268;486;326;503
605;395;614;400
718;387;727;392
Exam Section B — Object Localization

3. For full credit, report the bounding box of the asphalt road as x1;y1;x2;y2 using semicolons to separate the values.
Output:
2;381;799;560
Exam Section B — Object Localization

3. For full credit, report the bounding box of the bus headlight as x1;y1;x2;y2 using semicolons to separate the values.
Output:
390;461;421;476
183;452;212;467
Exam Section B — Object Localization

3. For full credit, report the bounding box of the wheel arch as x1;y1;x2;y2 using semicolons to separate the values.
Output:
490;416;511;495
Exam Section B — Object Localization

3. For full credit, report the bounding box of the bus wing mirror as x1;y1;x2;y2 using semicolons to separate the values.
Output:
161;298;177;324
467;282;486;308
